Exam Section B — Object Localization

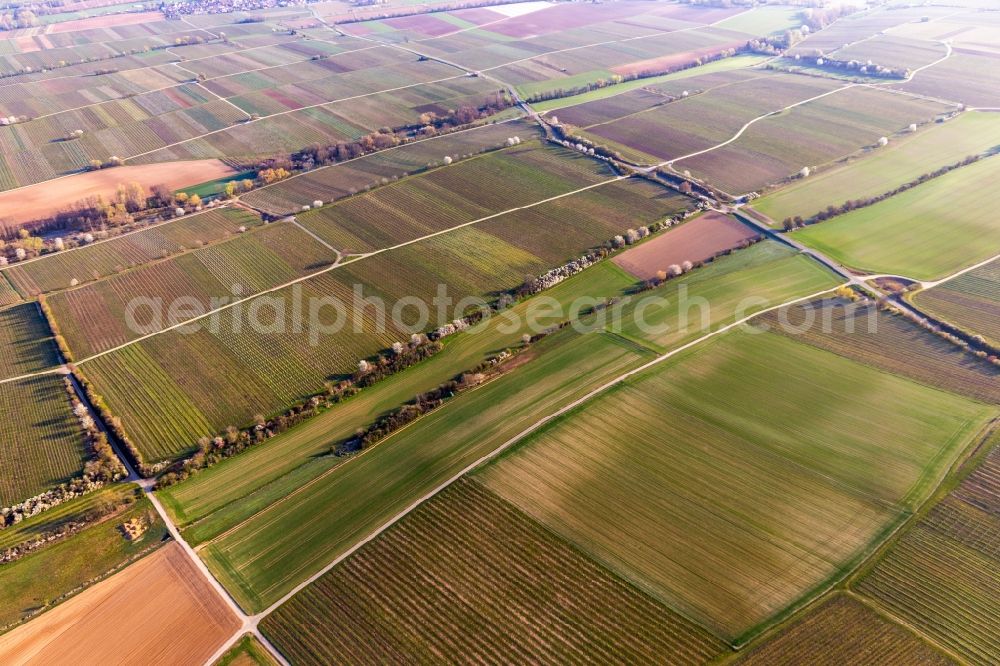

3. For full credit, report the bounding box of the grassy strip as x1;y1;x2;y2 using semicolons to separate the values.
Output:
0;485;168;632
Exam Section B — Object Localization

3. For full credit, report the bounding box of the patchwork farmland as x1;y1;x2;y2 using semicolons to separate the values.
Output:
914;257;1000;346
1;0;998;663
478;329;993;641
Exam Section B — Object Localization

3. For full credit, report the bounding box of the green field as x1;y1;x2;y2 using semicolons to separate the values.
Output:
241;119;538;216
913;257;1000;346
201;328;651;612
179;170;257;200
0;303;61;380
0;375;88;506
478;329;995;642
0;484;167;632
614;241;842;352
755;112;1000;223
214;634;279;666
297;141;615;253
794;156;1000;280
78;176;687;462
158;260;637;529
531;56;770;113
261;479;726;665
757;298;1000;405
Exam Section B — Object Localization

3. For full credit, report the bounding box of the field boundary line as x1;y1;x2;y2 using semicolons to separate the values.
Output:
194;81;252;120
288;217;341;254
250;283;845;619
664;84;857;167
845;591;968;664
120;71;469;163
239;114;526;208
0;203;240;276
74;171;627;366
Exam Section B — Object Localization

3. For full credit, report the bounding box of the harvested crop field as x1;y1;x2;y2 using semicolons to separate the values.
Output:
612;211;758;279
0;486;168;632
261;479;725;666
46;10;166;33
479;329;994;641
735;594;952;665
914;257;1000;346
756;297;1000;404
0;160;236;232
0;543;240;665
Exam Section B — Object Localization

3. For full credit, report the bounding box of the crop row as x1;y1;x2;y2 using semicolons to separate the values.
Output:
261;478;725;665
0;375;88;506
856;522;1000;666
0;303;61;380
756;298;1000;404
5;207;260;296
47;220;338;357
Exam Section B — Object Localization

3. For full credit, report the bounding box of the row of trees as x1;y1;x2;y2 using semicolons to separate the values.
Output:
0;378;126;528
292;93;513;172
154;337;445;487
524;48;740;105
782;153;985;230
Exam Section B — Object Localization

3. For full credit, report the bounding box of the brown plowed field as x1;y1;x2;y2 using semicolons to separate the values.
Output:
612;43;745;76
0;160;236;232
612;211;758;279
48;11;165;33
0;542;240;665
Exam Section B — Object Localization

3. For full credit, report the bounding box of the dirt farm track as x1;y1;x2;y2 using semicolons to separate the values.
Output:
0;543;240;665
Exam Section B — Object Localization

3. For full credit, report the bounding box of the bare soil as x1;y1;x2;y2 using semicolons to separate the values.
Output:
0;542;240;665
48;11;166;33
612;211;758;279
0;160;236;232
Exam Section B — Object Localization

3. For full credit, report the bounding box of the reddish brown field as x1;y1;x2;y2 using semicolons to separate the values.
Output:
383;14;459;36
612;211;758;279
0;543;240;665
48;10;165;33
0;160;236;232
650;4;744;23
611;43;745;76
